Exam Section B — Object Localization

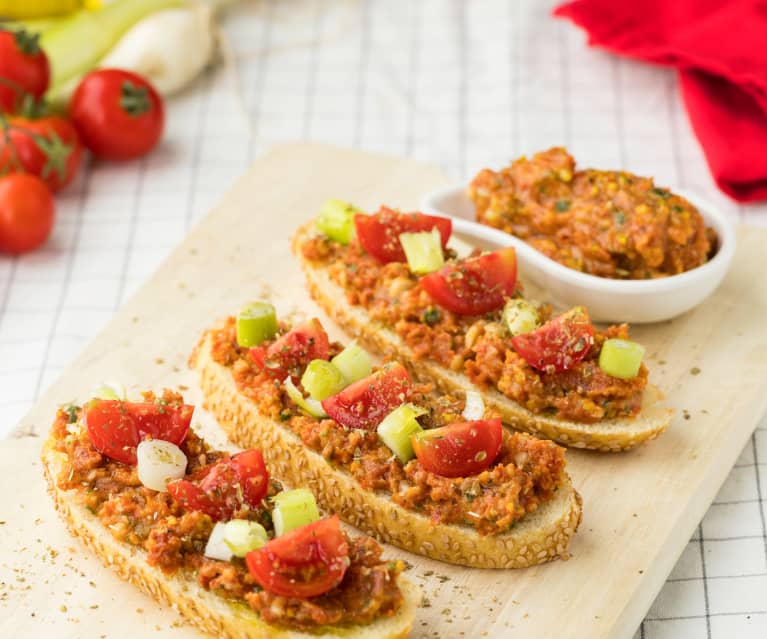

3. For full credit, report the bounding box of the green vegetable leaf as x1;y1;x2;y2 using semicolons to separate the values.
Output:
555;199;571;212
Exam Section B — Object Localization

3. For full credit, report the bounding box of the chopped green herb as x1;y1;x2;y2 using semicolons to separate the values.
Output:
652;187;670;199
555;199;571;212
64;405;78;423
422;307;441;326
613;211;626;226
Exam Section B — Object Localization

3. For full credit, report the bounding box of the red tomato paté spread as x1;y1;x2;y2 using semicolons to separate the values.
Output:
208;317;567;536
50;390;404;630
469;147;714;279
300;238;647;423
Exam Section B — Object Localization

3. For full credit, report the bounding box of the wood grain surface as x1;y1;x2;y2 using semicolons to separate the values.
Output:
2;143;766;639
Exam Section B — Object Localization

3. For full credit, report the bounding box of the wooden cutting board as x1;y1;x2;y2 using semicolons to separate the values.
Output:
2;143;766;639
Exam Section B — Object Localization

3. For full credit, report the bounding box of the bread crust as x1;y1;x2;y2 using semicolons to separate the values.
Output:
293;222;673;452
41;433;418;639
191;334;583;569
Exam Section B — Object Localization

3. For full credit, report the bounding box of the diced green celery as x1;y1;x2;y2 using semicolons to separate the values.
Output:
598;338;645;379
300;359;346;400
284;377;327;418
236;302;278;347
502;299;540;336
273;488;320;536
377;404;426;463
316;199;362;244
223;520;268;558
399;228;444;275
330;340;372;385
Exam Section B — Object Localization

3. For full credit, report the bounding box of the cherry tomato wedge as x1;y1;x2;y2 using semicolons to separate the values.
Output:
412;419;503;478
354;206;452;263
321;363;411;430
250;319;330;382
83;399;194;465
167;449;269;521
511;306;595;374
246;515;349;598
420;248;517;316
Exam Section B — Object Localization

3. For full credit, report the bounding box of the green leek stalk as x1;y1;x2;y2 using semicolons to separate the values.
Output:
41;0;183;95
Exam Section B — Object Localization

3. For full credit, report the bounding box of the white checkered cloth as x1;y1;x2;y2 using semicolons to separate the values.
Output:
1;1;765;636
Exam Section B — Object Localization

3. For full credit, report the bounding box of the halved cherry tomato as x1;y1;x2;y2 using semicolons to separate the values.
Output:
246;515;349;598
167;449;269;521
321;363;411;430
0;30;50;113
412;419;503;478
354;206;452;263
420;248;517;316
511;306;595;374
83;399;194;465
250;319;330;382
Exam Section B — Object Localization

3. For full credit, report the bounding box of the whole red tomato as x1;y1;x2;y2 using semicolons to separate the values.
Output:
0;115;83;192
69;69;164;161
0;174;55;254
0;29;50;113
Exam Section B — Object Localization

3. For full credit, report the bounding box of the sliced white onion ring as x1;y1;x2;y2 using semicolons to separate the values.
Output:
137;440;187;492
462;391;485;421
204;522;232;562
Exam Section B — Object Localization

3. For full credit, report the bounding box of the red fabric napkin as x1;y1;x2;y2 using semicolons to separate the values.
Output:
554;0;767;202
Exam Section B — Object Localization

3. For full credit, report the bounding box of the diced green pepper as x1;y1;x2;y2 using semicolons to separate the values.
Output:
598;338;645;379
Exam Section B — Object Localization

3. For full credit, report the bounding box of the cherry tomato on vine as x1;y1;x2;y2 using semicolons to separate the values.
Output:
0;29;50;113
69;69;164;161
0;115;83;192
0;174;54;254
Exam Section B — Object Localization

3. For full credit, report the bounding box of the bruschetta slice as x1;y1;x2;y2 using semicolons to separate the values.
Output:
191;312;582;568
292;202;673;452
42;389;418;639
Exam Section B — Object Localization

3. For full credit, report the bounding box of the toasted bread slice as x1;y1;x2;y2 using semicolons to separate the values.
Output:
293;223;672;452
192;333;583;569
41;433;419;639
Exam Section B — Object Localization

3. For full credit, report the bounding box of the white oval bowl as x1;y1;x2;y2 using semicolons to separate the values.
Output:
421;185;737;324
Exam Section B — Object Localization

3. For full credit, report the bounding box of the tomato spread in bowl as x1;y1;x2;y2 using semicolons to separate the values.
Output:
468;147;716;280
